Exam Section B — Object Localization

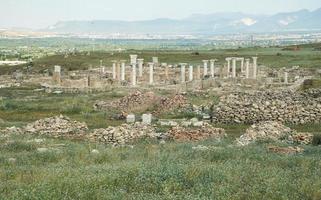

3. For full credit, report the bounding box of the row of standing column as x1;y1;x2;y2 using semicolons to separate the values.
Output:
225;57;258;79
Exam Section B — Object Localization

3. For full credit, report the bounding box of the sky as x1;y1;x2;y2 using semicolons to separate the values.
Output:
1;0;321;29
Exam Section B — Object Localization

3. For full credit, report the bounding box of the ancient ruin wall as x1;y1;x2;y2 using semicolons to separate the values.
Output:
213;89;321;124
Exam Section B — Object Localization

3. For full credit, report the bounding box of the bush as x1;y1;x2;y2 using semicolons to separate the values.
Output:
312;134;321;146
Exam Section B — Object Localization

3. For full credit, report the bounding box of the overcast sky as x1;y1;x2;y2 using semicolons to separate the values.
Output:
1;0;321;29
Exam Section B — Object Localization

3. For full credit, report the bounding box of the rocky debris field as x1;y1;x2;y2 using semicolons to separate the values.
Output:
94;90;187;115
167;123;226;142
88;122;157;146
213;89;321;124
24;115;88;138
237;121;313;146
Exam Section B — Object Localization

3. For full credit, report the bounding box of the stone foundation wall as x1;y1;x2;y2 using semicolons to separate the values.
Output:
213;89;321;124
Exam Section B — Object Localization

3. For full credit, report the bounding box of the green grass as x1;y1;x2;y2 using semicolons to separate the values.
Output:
1;134;321;199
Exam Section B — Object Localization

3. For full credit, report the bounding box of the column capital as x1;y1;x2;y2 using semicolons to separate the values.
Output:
179;63;187;66
202;60;209;63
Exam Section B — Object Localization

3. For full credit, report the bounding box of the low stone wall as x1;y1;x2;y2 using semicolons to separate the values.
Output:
213;89;321;124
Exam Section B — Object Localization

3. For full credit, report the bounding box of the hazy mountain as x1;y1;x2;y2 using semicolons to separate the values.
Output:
46;8;321;35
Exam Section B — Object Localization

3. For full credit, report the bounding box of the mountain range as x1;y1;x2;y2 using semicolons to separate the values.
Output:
27;8;321;35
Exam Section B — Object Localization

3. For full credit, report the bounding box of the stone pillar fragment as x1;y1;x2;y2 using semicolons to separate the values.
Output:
137;59;144;77
180;63;186;83
210;59;217;78
112;61;117;79
148;62;154;84
245;59;250;79
284;72;288;84
202;60;208;77
116;62;121;81
132;64;137;86
120;60;126;81
225;58;231;78
232;58;237;78
130;55;138;66
252;57;258;79
189;65;193;81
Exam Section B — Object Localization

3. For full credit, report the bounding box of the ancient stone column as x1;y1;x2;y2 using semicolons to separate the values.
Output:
180;63;186;83
116;62;121;81
197;65;201;80
252;57;258;79
210;59;217;78
152;57;158;65
120;60;126;81
112;61;117;79
130;55;138;66
202;60;208;77
132;64;137;86
137;59;144;77
53;65;61;85
241;58;244;73
148;62;154;84
225;58;231;78
232;58;237;78
245;58;250;79
189;65;193;81
284;72;288;84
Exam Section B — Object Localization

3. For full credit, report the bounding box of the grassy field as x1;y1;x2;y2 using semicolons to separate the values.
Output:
1;134;321;200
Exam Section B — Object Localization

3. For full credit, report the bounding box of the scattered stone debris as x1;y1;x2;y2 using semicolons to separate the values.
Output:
237;121;313;146
0;126;23;135
167;123;226;142
24;115;88;138
89;122;157;146
268;145;304;154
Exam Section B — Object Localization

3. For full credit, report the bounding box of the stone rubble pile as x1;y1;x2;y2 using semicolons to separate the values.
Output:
88;122;157;146
24;115;88;138
167;123;226;141
237;121;313;146
94;91;187;115
94;91;159;112
153;94;187;114
213;89;321;124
